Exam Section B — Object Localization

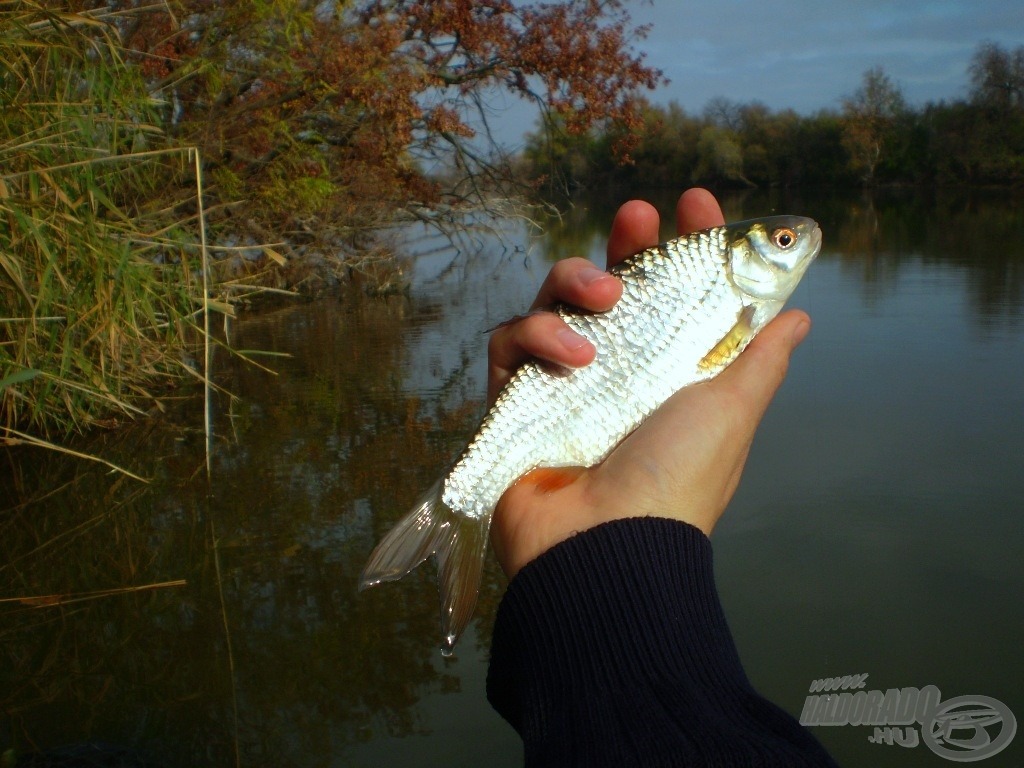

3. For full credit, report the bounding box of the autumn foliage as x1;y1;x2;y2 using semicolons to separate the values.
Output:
0;0;661;439
111;0;662;250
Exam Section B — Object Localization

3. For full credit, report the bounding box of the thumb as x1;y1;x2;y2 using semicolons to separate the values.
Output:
717;309;810;421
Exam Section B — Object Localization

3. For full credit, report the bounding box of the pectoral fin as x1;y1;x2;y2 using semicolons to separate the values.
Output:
698;305;757;373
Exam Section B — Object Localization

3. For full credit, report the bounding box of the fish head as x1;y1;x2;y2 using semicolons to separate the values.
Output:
727;215;821;326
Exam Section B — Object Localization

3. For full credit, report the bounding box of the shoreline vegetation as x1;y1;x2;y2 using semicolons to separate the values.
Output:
0;0;660;454
2;2;1022;459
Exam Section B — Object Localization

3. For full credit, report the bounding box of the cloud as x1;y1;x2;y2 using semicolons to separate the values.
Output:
629;0;1024;114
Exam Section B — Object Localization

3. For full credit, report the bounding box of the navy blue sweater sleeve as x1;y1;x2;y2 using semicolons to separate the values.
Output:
486;517;838;767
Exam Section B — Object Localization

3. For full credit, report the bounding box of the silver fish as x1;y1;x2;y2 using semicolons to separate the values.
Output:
360;216;822;654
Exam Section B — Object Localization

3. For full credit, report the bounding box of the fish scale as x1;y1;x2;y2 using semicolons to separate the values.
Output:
360;215;822;655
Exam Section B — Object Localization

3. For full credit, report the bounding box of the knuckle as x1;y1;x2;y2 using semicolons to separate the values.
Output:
487;311;557;362
545;257;588;288
486;329;504;356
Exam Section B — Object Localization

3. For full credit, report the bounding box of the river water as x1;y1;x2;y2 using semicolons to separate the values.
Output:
1;189;1022;767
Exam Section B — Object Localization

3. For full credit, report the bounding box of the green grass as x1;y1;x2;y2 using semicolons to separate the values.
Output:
0;4;227;450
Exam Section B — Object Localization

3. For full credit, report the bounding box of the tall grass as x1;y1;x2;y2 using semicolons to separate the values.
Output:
0;3;222;445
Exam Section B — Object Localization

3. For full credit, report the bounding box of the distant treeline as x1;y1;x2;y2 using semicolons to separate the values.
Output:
521;43;1024;191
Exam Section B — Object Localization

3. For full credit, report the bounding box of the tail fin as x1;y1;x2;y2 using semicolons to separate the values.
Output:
359;481;490;656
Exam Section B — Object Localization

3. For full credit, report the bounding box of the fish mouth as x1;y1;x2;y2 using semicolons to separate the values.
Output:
797;224;822;271
781;225;821;287
809;225;823;256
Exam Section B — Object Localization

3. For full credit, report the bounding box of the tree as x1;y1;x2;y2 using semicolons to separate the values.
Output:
693;125;752;187
703;97;743;132
520;112;598;193
793;110;850;186
115;0;664;250
630;100;701;187
969;42;1024;112
841;67;907;185
2;1;664;439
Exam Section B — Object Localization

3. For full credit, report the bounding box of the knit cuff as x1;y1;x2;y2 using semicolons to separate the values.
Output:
486;516;838;767
487;516;745;727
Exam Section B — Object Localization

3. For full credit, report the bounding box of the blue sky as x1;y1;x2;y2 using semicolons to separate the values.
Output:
489;0;1024;148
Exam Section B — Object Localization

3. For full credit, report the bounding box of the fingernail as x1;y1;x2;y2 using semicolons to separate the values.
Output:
578;266;609;286
557;327;590;352
790;318;811;347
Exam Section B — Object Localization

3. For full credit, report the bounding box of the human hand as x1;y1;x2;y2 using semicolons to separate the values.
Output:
488;188;811;579
486;188;726;403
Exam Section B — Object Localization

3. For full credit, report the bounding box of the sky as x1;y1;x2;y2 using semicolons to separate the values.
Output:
489;0;1024;148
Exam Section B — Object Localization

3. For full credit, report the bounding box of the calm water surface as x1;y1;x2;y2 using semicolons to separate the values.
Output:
1;190;1022;767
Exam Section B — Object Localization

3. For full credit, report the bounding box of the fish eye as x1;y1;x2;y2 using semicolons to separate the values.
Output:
772;228;797;249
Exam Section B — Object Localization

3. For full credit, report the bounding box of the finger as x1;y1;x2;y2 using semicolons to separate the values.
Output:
607;200;661;267
487;312;595;403
529;256;622;311
676;188;725;234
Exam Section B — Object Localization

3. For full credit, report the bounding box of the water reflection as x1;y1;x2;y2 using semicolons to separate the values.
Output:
0;189;1022;767
0;284;511;765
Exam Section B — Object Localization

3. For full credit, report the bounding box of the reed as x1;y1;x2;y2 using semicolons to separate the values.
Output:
0;4;227;449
